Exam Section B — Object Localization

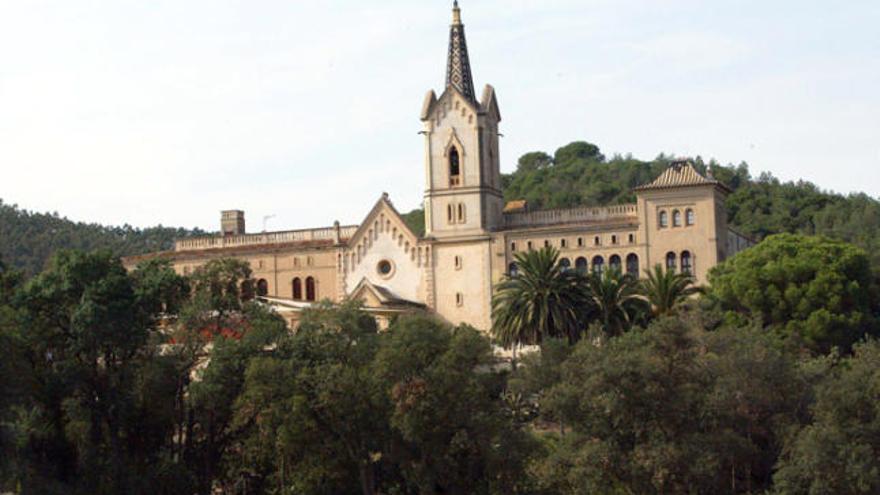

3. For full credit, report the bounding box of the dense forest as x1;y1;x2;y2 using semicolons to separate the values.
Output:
1;233;878;494
0;199;205;276
3;140;879;274
1;140;880;493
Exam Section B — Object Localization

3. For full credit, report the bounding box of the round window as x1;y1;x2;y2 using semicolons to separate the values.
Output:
377;260;394;278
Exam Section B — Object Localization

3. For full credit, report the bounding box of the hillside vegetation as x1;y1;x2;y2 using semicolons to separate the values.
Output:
0;199;205;276
411;141;880;267
4;140;879;273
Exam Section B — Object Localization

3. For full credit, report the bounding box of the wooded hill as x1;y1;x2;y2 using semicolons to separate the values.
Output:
0;199;205;276
4;140;879;274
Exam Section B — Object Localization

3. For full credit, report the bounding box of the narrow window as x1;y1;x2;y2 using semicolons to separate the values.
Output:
594;236;601;246
447;204;454;224
527;241;533;251
305;277;316;301
454;255;463;270
511;242;517;252
575;257;588;274
560;258;571;272
292;278;302;300
457;203;465;223
508;262;518;276
577;237;584;247
681;251;693;275
592;256;605;277
544;240;550;248
449;147;461;186
561;238;567;248
628;233;635;244
609;255;622;273
673;210;682;227
659;210;669;228
455;292;464;307
686;209;695;226
257;279;269;297
611;235;618;245
666;252;677;272
626;253;639;277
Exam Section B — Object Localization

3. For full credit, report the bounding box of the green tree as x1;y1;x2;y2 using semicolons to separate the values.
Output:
375;316;534;494
130;258;190;318
536;317;811;494
709;233;878;354
492;247;590;350
180;258;254;334
640;264;703;317
6;250;188;494
516;151;553;173
584;269;647;336
774;339;880;495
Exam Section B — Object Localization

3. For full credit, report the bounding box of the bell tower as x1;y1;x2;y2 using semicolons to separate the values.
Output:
421;1;503;238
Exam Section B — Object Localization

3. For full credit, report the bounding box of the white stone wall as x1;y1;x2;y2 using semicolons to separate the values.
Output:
432;240;493;331
345;225;425;303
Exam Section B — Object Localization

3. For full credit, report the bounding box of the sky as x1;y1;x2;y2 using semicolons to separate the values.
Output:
0;0;878;232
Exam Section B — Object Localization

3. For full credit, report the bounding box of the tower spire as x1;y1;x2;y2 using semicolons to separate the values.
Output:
446;1;476;102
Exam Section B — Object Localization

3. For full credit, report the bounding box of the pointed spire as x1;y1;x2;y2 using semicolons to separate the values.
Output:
446;1;476;102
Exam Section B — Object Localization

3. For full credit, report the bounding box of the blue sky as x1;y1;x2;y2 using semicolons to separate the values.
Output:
1;0;878;231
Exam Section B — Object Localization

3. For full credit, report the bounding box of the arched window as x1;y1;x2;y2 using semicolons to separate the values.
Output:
508;262;518;277
592;256;605;277
447;204;453;224
686;209;695;226
559;258;571;272
256;279;269;297
305;277;316;301
666;252;677;272
673;210;682;227
659;210;669;228
457;203;465;223
575;257;588;274
292;278;302;300
626;253;639;277
681;251;693;275
449;147;461;186
609;255;622;273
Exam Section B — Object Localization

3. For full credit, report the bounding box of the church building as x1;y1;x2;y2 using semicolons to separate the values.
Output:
125;2;752;330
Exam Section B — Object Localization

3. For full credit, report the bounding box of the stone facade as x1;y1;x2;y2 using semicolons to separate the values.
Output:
124;3;752;331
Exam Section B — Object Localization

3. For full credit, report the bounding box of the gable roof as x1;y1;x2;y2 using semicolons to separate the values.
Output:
347;193;421;249
635;161;731;193
349;278;426;309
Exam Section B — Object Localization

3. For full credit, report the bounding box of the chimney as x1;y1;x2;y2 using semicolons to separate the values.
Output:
221;210;245;236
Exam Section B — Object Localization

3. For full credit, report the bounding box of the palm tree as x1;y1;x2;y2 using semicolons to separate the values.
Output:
584;269;647;337
491;247;590;354
640;264;703;317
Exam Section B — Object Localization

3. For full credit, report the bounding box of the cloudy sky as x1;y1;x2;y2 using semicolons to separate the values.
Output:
1;0;878;231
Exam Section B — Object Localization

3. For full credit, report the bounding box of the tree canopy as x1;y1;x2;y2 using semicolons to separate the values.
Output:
708;233;879;353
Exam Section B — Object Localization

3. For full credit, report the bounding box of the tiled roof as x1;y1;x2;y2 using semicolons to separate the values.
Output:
446;2;476;102
635;161;730;192
503;200;528;213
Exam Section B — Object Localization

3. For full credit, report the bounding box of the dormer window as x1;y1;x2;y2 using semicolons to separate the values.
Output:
449;147;462;186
